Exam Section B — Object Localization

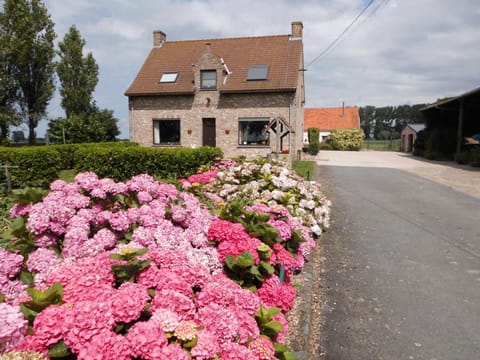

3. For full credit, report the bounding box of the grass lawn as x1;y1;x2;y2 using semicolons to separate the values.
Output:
292;160;315;180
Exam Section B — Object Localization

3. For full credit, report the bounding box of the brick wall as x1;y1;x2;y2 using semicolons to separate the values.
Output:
129;92;299;158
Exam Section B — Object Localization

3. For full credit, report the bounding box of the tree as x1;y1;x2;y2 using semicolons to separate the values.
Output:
0;8;22;143
1;0;56;145
48;106;120;144
57;25;99;118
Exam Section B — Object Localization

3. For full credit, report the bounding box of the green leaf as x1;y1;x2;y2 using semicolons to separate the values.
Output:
48;340;72;358
274;343;290;352
236;252;254;268
259;261;275;275
261;321;283;337
224;255;237;271
0;293;5;303
20;271;35;286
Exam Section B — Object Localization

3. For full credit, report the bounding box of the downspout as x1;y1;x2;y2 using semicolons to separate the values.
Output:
129;98;135;142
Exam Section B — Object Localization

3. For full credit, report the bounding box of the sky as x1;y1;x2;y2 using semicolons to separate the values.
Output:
28;0;480;139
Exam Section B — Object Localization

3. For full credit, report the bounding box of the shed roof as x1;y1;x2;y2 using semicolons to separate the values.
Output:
405;123;426;133
125;34;302;96
304;107;360;131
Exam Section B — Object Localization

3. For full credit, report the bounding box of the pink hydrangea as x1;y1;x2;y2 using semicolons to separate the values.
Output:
256;276;296;313
0;276;28;305
151;309;180;332
207;219;246;243
273;312;289;344
157;343;190;360
220;341;257;359
190;329;221;359
195;275;260;315
76;331;131;360
0;302;28;350
196;303;239;344
150;289;196;321
62;301;116;354
111;282;150;323
249;336;276;360
127;319;168;359
0;248;23;279
31;305;65;348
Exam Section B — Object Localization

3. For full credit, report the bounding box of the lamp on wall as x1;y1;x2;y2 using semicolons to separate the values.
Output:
187;129;192;135
224;129;230;135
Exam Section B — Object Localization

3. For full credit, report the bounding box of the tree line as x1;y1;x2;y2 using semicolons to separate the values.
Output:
0;0;120;145
359;104;428;140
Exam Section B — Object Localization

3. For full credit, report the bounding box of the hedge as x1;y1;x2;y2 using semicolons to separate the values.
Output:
327;128;365;151
74;145;223;181
0;147;62;188
0;143;222;189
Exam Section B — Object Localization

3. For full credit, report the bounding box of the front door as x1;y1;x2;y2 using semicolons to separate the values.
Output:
202;118;216;147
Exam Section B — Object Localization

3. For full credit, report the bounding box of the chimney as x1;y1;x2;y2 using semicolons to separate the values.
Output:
291;21;303;39
153;30;166;47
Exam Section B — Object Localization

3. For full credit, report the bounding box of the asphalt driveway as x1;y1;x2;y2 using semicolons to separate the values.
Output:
312;151;480;359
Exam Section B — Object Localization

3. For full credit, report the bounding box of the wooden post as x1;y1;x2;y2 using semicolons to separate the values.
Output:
1;163;19;194
456;99;465;155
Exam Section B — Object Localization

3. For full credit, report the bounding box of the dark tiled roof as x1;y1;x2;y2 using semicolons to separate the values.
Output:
125;35;302;96
304;107;360;131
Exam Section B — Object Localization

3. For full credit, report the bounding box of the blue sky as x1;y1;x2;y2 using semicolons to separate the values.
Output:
26;0;480;139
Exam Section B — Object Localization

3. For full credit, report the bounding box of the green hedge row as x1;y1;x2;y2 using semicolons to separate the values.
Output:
74;145;223;182
0;147;62;188
0;143;223;188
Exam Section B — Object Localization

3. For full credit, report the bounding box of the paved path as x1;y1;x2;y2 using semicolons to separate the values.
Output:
312;151;480;359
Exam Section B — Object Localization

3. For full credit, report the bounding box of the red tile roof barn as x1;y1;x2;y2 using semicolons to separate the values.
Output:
125;35;303;96
304;107;360;131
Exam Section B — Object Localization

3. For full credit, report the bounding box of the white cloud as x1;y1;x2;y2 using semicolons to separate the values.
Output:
34;0;480;138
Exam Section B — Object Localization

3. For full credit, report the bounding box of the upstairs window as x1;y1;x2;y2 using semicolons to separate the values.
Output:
159;72;178;83
201;70;217;90
247;65;269;81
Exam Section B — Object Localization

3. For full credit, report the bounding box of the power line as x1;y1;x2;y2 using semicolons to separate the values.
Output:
306;0;376;68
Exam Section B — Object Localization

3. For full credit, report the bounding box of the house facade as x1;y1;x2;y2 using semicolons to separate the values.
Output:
303;106;360;144
125;22;305;159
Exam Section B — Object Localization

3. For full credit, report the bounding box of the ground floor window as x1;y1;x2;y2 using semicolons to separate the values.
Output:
238;118;269;145
153;119;180;145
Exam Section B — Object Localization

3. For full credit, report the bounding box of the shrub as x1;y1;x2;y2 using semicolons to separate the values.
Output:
468;147;480;167
74;146;223;181
307;128;319;144
454;150;470;165
0;147;62;188
327;128;365;151
424;128;457;160
413;130;426;156
308;141;320;155
319;142;333;150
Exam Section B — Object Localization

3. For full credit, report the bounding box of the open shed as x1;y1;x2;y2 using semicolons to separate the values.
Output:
421;86;480;156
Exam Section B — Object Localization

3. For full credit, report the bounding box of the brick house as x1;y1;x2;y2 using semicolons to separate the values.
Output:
400;123;425;153
303;106;360;144
125;22;305;159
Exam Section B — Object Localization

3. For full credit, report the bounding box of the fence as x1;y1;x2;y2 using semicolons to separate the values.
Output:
362;139;401;152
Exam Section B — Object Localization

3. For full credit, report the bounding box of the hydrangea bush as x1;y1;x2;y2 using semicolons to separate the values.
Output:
0;158;330;359
181;158;331;236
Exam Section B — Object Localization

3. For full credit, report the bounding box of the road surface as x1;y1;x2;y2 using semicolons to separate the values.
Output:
315;152;480;359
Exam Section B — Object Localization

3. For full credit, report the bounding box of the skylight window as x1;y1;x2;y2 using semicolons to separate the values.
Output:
160;72;178;83
247;65;269;81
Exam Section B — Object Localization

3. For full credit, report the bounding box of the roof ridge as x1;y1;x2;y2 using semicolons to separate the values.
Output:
164;34;290;44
